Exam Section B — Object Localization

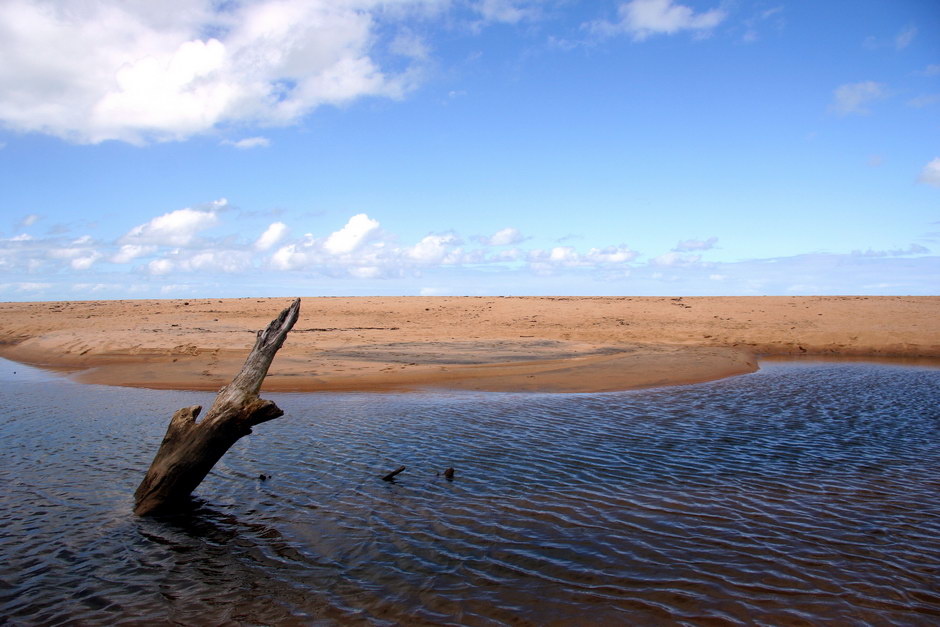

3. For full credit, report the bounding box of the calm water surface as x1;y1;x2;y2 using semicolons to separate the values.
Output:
1;358;938;625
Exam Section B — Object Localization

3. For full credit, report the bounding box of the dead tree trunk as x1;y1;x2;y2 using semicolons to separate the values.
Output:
133;298;301;516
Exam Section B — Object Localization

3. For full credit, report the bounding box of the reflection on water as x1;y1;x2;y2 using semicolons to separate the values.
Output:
1;358;938;625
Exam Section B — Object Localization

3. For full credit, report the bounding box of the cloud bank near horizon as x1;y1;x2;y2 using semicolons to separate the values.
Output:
1;200;935;299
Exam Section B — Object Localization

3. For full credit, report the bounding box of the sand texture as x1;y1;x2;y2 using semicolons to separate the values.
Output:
0;296;937;393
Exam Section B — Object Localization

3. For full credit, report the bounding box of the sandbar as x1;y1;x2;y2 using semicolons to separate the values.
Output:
0;296;937;393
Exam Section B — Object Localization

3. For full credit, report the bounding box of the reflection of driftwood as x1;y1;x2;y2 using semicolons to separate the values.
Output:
134;299;301;516
382;466;406;481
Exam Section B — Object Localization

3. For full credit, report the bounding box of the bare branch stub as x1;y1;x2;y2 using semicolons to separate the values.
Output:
133;298;301;516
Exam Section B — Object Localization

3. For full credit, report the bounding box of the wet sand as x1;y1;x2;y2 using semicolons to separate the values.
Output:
0;296;937;393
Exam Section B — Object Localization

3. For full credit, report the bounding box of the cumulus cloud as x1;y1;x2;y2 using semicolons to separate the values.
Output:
586;245;637;263
528;244;636;273
324;214;380;255
45;236;103;270
70;253;103;270
830;81;886;115
407;233;461;264
487;227;524;246
112;244;157;263
222;136;271;149
255;222;287;251
6;200;940;298
148;258;174;275
591;0;726;40
0;0;427;144
918;157;940;187
121;201;223;246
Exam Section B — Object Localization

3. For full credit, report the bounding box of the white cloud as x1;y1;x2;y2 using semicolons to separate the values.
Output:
0;0;427;144
586;245;637;263
830;81;886;116
71;253;102;270
407;233;460;264
148;258;174;275
923;64;940;77
255;222;287;251
18;214;40;228
895;25;916;50
389;30;430;60
10;233;33;241
222;136;271;149
476;0;539;24
591;0;726;40
160;284;192;295
349;266;381;279
550;246;580;263
4;202;940;298
2;282;52;292
178;249;252;273
851;244;929;257
324;214;380;255
527;244;636;273
674;236;717;252
72;283;110;293
918;157;940;187
47;239;101;270
112;244;157;263
651;251;702;267
487;227;524;246
122;203;221;246
270;243;306;271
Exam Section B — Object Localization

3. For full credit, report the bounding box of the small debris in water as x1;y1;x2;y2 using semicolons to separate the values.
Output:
258;474;268;481
443;467;455;480
382;466;406;481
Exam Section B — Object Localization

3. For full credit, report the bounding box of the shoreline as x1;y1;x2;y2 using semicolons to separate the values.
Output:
1;296;937;393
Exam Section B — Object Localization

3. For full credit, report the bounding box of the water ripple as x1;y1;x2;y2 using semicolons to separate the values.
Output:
1;359;939;625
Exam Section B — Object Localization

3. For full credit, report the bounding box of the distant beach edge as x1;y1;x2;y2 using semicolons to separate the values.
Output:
1;295;936;393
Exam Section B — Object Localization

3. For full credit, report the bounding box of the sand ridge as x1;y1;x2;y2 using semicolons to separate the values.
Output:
0;296;937;393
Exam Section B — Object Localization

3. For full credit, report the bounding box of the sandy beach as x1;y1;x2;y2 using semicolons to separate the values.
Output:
0;296;937;393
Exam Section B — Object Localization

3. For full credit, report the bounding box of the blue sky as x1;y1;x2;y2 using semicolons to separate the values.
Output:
0;0;937;300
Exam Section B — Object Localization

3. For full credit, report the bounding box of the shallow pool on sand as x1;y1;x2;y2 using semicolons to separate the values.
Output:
1;358;938;625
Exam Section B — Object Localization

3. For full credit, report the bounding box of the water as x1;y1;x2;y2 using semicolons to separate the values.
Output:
1;358;938;626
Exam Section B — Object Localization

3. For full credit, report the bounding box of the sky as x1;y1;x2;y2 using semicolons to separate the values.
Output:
0;0;938;300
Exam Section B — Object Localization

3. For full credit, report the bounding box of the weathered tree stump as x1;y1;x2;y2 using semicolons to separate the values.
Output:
133;298;300;516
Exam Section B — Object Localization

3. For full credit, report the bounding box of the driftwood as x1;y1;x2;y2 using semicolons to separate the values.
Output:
133;298;301;516
382;466;406;481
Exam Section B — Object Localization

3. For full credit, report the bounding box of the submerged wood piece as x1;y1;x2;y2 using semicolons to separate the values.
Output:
382;466;406;481
133;298;301;516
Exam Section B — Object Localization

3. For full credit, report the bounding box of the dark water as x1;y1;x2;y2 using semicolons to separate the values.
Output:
1;358;939;626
